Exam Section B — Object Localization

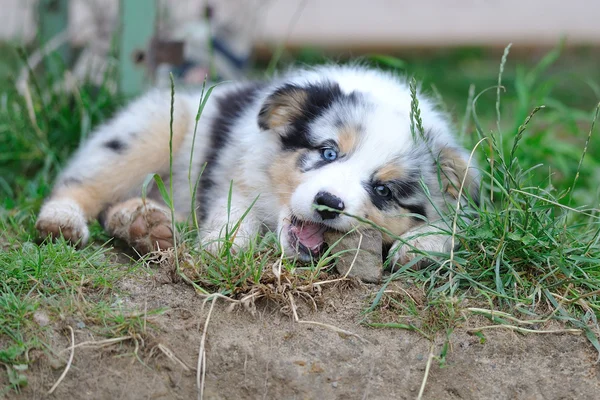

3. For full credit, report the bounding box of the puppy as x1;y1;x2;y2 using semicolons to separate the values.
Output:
36;64;479;267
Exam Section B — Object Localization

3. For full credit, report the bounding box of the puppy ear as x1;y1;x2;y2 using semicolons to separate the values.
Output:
258;84;308;131
436;147;480;205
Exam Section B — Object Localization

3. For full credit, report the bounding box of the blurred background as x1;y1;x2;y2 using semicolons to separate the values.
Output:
2;0;600;96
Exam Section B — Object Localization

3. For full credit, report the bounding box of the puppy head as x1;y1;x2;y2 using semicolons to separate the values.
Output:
260;76;478;262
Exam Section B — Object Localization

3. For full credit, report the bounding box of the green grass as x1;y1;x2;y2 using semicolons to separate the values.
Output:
0;45;146;392
2;42;600;392
359;45;600;355
0;235;149;392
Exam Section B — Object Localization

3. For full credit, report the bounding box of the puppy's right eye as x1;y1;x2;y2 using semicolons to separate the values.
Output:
373;184;392;199
321;148;338;162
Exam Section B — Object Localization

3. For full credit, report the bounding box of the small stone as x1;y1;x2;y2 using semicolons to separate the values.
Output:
324;229;383;283
76;321;86;329
332;381;338;388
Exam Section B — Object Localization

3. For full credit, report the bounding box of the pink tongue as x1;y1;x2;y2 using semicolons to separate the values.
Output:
293;221;325;251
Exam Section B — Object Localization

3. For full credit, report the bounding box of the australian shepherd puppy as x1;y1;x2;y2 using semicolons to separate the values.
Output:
36;65;479;269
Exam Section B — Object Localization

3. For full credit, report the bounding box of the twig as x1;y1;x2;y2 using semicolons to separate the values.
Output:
467;307;550;325
48;326;75;394
288;292;300;322
382;288;420;306
341;231;363;279
60;335;132;352
197;292;241;304
157;343;194;372
197;296;218;400
416;346;435;400
467;325;582;335
297;320;371;345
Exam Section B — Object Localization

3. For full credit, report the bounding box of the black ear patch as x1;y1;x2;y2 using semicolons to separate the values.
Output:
258;82;347;151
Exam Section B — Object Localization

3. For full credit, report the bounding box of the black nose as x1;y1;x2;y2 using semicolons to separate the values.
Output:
314;191;345;220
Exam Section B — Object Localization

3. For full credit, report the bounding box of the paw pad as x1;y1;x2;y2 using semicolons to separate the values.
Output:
129;209;174;254
104;199;175;255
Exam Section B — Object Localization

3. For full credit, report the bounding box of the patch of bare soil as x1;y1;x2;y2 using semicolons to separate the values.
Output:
7;265;600;400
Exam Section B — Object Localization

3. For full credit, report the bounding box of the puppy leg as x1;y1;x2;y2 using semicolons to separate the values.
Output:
101;198;175;254
36;91;192;246
199;195;262;255
388;222;452;270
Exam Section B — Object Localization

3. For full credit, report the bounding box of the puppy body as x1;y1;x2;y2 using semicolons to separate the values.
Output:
36;65;478;266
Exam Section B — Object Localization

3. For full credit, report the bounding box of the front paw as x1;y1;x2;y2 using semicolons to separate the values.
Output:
388;233;451;271
198;228;253;256
36;199;90;246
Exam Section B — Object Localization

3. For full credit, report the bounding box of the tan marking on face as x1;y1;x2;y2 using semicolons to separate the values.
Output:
362;203;421;245
269;151;304;204
337;125;360;155
374;163;404;182
263;90;308;129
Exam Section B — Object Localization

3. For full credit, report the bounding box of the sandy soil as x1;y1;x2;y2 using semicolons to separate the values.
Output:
5;264;600;400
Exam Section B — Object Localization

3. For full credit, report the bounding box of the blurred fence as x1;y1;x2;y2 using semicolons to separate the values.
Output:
2;0;600;49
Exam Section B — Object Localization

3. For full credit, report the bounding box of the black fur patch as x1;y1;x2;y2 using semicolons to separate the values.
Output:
197;83;265;221
104;139;126;153
282;83;341;150
397;202;427;219
272;82;357;151
388;179;419;199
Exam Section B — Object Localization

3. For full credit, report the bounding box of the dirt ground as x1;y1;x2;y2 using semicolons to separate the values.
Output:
6;264;600;400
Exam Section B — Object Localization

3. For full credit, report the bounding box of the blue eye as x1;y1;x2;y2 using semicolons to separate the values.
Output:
321;148;338;162
374;185;391;198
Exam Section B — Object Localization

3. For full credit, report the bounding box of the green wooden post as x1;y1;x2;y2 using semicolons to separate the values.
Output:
38;0;70;75
118;0;157;96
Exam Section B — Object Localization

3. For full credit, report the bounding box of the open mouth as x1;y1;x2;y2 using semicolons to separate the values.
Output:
288;215;329;262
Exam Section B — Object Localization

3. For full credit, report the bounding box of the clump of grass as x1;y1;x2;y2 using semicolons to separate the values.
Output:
0;47;150;393
365;44;600;353
0;236;139;391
